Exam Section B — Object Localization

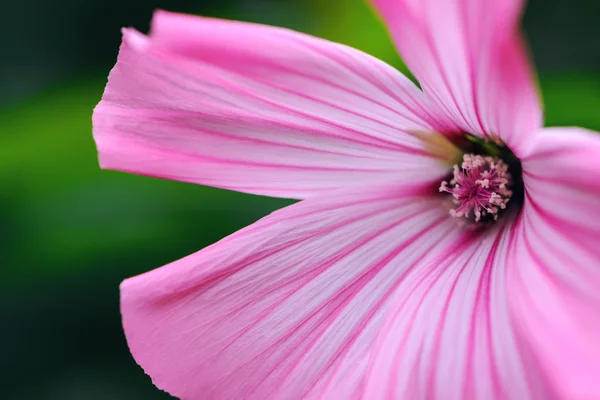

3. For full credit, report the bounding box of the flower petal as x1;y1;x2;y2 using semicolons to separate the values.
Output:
508;127;600;399
363;223;554;400
121;184;465;399
93;11;459;200
360;129;600;399
371;0;542;155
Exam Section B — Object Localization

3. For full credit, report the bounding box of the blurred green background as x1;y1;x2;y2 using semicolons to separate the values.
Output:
1;0;598;398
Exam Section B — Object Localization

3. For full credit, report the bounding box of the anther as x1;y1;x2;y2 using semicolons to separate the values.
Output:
439;154;512;223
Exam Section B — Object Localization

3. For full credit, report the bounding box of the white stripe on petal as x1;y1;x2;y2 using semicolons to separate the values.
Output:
120;185;463;400
509;127;600;400
93;12;459;199
371;0;542;156
363;222;552;400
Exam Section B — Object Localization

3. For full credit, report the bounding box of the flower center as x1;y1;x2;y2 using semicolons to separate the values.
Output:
439;154;513;223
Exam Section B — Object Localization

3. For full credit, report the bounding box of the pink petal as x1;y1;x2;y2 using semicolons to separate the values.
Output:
121;184;467;399
363;223;554;400
93;11;459;200
371;0;542;156
508;127;600;399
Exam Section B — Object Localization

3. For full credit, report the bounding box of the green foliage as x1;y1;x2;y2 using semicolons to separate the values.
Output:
542;73;600;130
309;0;411;75
0;79;290;282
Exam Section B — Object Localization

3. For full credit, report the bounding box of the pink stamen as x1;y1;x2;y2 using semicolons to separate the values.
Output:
439;154;512;222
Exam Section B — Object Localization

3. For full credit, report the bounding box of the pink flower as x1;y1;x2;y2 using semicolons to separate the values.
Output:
92;1;600;399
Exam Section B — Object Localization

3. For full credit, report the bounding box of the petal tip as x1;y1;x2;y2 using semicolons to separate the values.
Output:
120;27;149;52
150;8;199;38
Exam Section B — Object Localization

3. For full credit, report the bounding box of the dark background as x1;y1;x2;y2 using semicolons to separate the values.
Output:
1;0;598;398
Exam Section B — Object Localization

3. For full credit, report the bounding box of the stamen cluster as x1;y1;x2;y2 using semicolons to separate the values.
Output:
439;154;512;222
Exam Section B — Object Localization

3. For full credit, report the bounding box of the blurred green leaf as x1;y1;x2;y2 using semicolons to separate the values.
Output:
308;0;410;75
0;79;290;282
541;73;600;130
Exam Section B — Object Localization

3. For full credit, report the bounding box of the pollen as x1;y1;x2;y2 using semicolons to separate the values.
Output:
439;154;512;223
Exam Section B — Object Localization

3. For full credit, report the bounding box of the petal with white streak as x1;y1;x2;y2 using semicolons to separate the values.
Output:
371;0;542;156
120;184;466;399
363;222;554;400
508;127;600;399
93;11;459;200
